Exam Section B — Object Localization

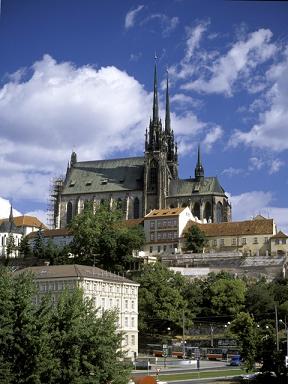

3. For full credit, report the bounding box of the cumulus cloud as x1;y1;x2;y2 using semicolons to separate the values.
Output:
229;191;288;234
230;49;288;151
0;197;21;218
183;28;277;96
0;54;218;208
124;5;144;29
202;126;223;151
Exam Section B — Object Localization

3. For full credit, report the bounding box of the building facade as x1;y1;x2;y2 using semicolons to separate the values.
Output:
52;64;231;229
15;264;139;359
183;215;288;257
0;207;46;257
143;206;196;255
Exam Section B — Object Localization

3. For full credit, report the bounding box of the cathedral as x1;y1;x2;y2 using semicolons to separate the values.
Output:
53;63;231;229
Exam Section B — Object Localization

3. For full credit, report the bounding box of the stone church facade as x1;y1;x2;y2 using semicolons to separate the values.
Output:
53;64;231;229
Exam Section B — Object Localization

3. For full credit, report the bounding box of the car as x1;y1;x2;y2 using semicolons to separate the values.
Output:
230;354;241;366
240;372;261;382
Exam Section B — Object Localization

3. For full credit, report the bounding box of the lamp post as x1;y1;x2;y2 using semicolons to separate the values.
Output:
279;319;288;357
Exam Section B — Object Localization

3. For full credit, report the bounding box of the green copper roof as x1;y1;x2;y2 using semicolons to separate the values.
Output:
62;157;144;195
169;177;226;197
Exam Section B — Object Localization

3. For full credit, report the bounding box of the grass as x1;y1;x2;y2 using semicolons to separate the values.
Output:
155;368;245;382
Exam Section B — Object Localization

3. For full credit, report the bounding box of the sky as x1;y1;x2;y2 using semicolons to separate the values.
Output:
0;0;287;232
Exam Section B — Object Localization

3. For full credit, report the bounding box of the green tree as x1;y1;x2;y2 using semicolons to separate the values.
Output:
50;289;129;384
133;262;192;335
184;224;207;253
245;280;275;320
69;202;145;272
229;312;258;371
0;268;131;384
18;236;33;258
210;278;246;316
33;226;46;259
6;233;16;257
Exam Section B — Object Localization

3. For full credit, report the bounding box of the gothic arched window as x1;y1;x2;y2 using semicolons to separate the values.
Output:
204;202;212;221
149;160;158;192
134;197;140;219
193;202;200;219
116;198;123;210
67;201;73;225
216;202;223;223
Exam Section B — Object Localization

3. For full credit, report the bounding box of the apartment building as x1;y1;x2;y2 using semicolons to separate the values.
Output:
15;264;139;359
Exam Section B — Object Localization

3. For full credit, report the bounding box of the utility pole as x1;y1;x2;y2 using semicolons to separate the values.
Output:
275;304;279;351
182;309;185;359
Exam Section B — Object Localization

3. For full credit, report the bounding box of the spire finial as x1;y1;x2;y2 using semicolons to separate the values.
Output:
152;54;159;123
195;144;204;181
165;67;171;134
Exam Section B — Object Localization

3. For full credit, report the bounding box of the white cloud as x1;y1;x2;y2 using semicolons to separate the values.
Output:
124;5;144;29
202;126;223;151
230;49;288;151
183;28;277;96
229;191;288;234
0;197;21;219
140;13;179;37
221;167;244;177
0;54;218;206
184;22;209;63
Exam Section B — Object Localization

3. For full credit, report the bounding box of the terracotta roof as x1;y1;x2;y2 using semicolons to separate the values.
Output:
122;218;144;227
0;215;47;229
145;207;185;218
270;231;288;239
184;218;275;237
27;228;72;239
14;264;138;285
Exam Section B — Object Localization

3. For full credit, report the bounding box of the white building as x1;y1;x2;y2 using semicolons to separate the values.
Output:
143;206;198;255
0;212;46;257
15;264;139;359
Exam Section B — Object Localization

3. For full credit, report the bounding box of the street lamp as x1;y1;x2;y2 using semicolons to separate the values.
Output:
279;319;288;357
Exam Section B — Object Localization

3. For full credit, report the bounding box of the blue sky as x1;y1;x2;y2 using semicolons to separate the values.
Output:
0;0;287;231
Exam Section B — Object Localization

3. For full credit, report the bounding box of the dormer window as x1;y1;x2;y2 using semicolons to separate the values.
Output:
101;178;108;185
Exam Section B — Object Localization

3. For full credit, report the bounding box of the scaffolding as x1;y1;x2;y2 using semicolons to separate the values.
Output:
47;177;64;229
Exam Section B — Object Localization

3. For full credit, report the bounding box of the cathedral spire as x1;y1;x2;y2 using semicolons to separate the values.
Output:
9;204;14;233
152;55;159;124
165;69;171;134
195;144;204;181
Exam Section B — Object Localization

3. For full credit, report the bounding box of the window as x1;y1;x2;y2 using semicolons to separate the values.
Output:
125;300;128;310
157;221;162;229
131;317;135;327
173;219;177;226
220;239;224;246
131;335;135;346
109;299;113;308
66;201;73;224
264;237;269;244
253;237;258;244
157;246;161;253
167;220;171;227
213;239;217;246
101;298;105;308
275;239;280;245
131;300;135;310
150;232;155;241
173;232;177;239
150;221;155;229
163;220;167;228
232;238;237;246
125;335;128;345
134;197;140;219
163;245;167;252
162;232;167;239
149;246;153;253
157;232;161;240
125;317;128;327
241;238;247;245
116;299;120;308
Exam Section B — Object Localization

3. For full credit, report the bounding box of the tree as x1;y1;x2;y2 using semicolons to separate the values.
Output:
6;233;16;258
0;268;131;384
209;278;246;316
33;226;46;259
69;202;145;272
184;224;207;253
245;280;275;320
133;262;193;335
229;312;258;371
18;235;33;258
50;289;130;384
